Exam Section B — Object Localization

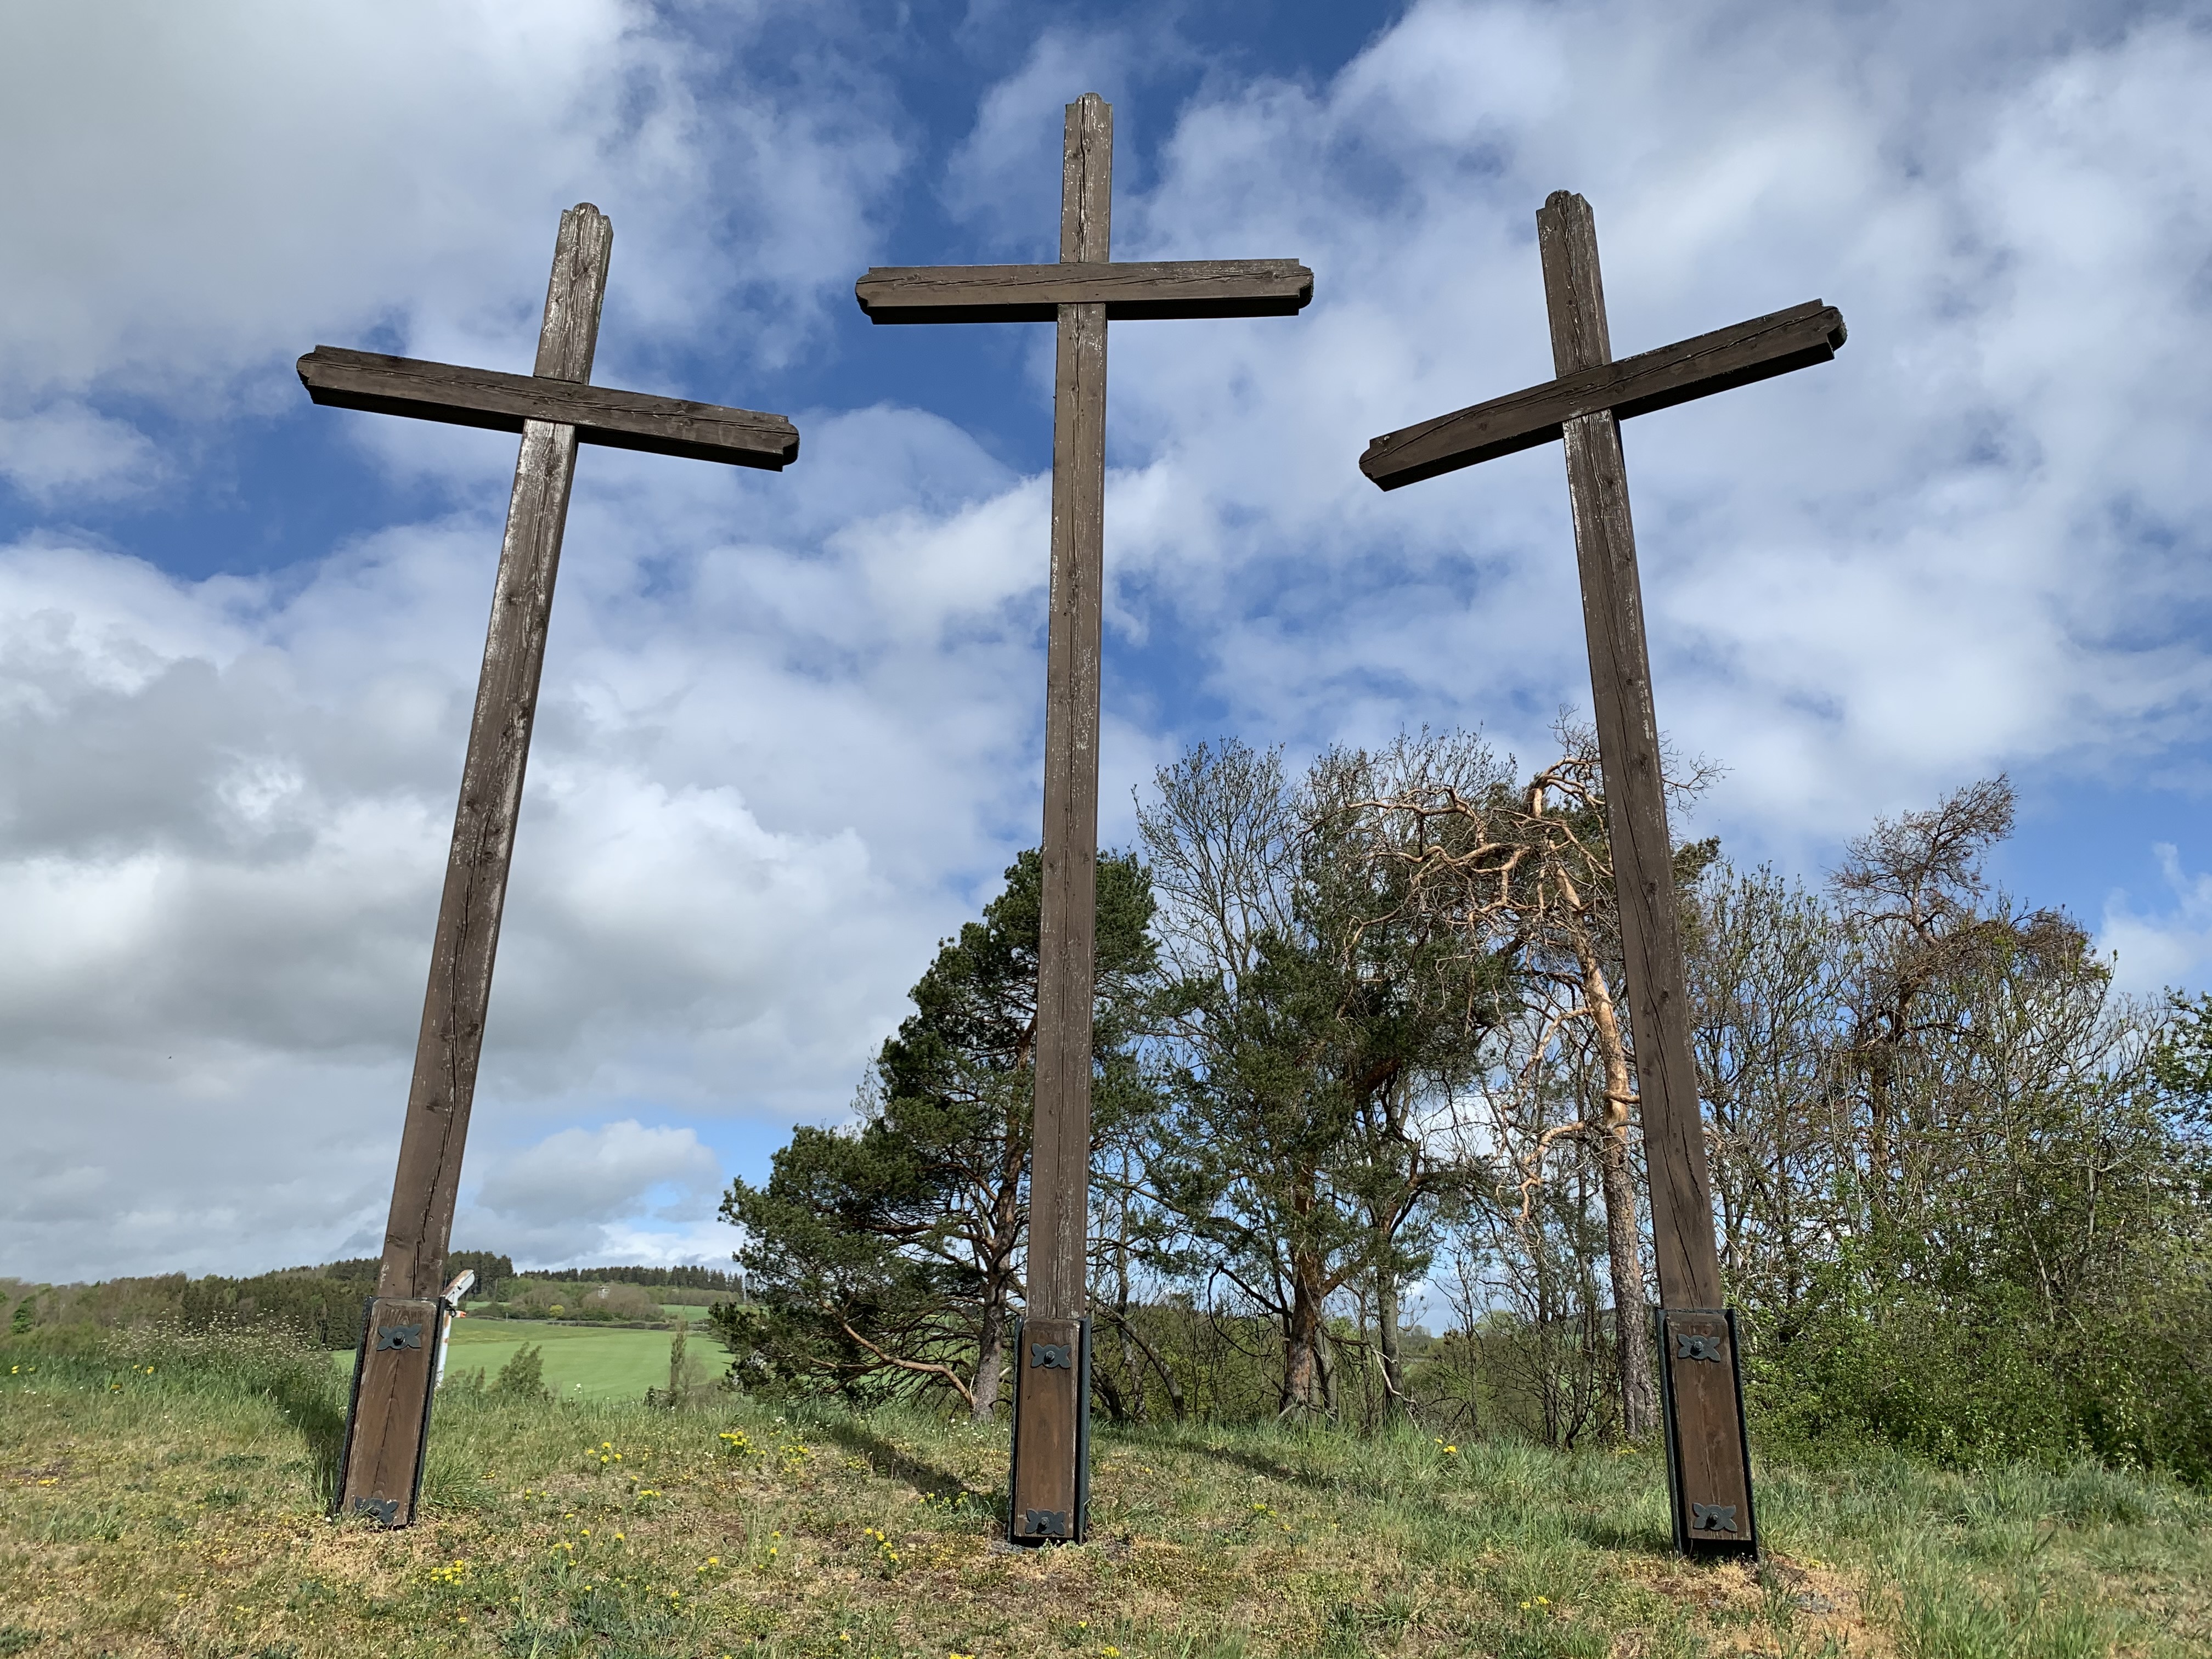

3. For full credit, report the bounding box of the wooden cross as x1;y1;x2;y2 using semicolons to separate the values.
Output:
855;93;1311;1545
1361;191;1847;1558
301;203;799;1527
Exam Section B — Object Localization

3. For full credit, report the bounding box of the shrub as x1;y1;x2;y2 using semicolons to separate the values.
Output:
492;1344;549;1399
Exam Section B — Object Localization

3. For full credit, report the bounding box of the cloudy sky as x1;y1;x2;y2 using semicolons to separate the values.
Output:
4;0;2210;1282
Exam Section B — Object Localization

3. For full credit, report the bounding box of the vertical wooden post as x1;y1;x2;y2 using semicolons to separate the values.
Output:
1009;92;1111;1546
1537;190;1754;1556
336;205;611;1526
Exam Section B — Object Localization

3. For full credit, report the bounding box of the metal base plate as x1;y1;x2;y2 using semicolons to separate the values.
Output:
1656;1307;1758;1559
1006;1316;1090;1545
333;1295;441;1527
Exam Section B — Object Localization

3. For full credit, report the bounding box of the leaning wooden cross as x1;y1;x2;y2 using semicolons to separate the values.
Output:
300;204;800;1527
1361;191;1847;1559
855;93;1311;1545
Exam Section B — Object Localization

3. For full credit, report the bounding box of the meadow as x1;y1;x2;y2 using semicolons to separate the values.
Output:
336;1319;701;1401
2;1328;2207;1659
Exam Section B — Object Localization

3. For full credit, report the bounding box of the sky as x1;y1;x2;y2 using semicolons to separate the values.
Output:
4;0;2211;1283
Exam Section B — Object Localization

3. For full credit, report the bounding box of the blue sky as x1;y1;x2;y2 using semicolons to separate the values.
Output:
4;0;2211;1279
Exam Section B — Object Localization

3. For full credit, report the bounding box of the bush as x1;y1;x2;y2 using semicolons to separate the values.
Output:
492;1343;549;1399
495;1282;666;1324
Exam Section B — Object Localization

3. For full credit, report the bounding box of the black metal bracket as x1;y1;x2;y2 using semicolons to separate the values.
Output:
1005;1315;1091;1548
1690;1502;1739;1534
330;1294;443;1528
1021;1508;1069;1538
1655;1306;1759;1561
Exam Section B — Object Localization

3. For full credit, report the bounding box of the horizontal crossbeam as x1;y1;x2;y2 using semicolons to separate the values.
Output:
297;347;799;470
855;259;1313;323
1359;300;1846;490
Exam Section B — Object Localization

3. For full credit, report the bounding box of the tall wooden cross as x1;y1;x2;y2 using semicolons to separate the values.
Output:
1361;191;1847;1559
300;204;800;1527
855;93;1311;1545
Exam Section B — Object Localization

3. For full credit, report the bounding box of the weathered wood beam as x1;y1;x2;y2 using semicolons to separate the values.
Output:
1359;299;1845;489
855;257;1312;323
297;346;799;470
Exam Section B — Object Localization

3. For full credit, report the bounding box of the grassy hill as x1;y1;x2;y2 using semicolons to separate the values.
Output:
2;1328;2207;1658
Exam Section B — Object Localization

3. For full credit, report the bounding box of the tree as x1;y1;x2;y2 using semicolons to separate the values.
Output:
714;848;1156;1418
1342;730;1714;1440
1136;738;1503;1419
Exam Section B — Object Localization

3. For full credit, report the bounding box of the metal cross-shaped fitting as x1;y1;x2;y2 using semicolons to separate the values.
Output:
375;1324;424;1351
1691;1502;1739;1533
1030;1342;1071;1369
353;1496;401;1526
1023;1509;1069;1537
1675;1333;1725;1362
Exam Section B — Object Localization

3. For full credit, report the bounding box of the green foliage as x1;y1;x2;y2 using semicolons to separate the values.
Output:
717;847;1158;1410
1694;783;2212;1480
492;1342;549;1400
517;1263;738;1290
1134;737;1509;1417
483;1280;667;1324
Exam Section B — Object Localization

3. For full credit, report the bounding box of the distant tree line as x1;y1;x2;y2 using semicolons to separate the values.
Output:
0;1252;737;1351
719;732;2212;1481
518;1265;740;1291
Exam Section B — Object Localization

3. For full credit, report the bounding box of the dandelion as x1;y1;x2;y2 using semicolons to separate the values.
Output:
1443;1445;1458;1455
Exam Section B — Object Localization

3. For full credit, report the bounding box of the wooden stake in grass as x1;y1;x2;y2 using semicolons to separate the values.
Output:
1361;190;1848;1559
303;204;801;1527
854;93;1312;1544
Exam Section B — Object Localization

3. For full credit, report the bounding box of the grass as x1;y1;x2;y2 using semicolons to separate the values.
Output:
2;1333;2207;1659
401;1321;686;1400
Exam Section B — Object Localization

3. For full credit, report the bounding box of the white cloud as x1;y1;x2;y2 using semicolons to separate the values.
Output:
0;406;164;504
0;1;900;424
2100;844;2212;996
0;389;1064;1280
8;0;2212;1283
463;1120;726;1265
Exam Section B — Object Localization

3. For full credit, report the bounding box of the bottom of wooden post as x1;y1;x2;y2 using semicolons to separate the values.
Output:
1007;1316;1090;1545
1656;1307;1758;1559
333;1296;442;1527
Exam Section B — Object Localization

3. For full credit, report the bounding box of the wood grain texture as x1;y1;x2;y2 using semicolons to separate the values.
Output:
337;1296;441;1526
1009;1317;1085;1540
1660;1311;1756;1555
533;205;611;381
377;420;580;1305
1026;91;1111;1330
855;257;1312;323
374;205;611;1307
1359;299;1844;489
297;347;799;470
1541;190;1726;1313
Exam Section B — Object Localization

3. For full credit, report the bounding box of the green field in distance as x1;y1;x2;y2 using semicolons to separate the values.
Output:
335;1318;704;1400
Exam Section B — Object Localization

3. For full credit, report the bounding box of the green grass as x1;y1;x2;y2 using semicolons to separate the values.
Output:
439;1321;683;1400
333;1323;686;1400
2;1330;2207;1658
